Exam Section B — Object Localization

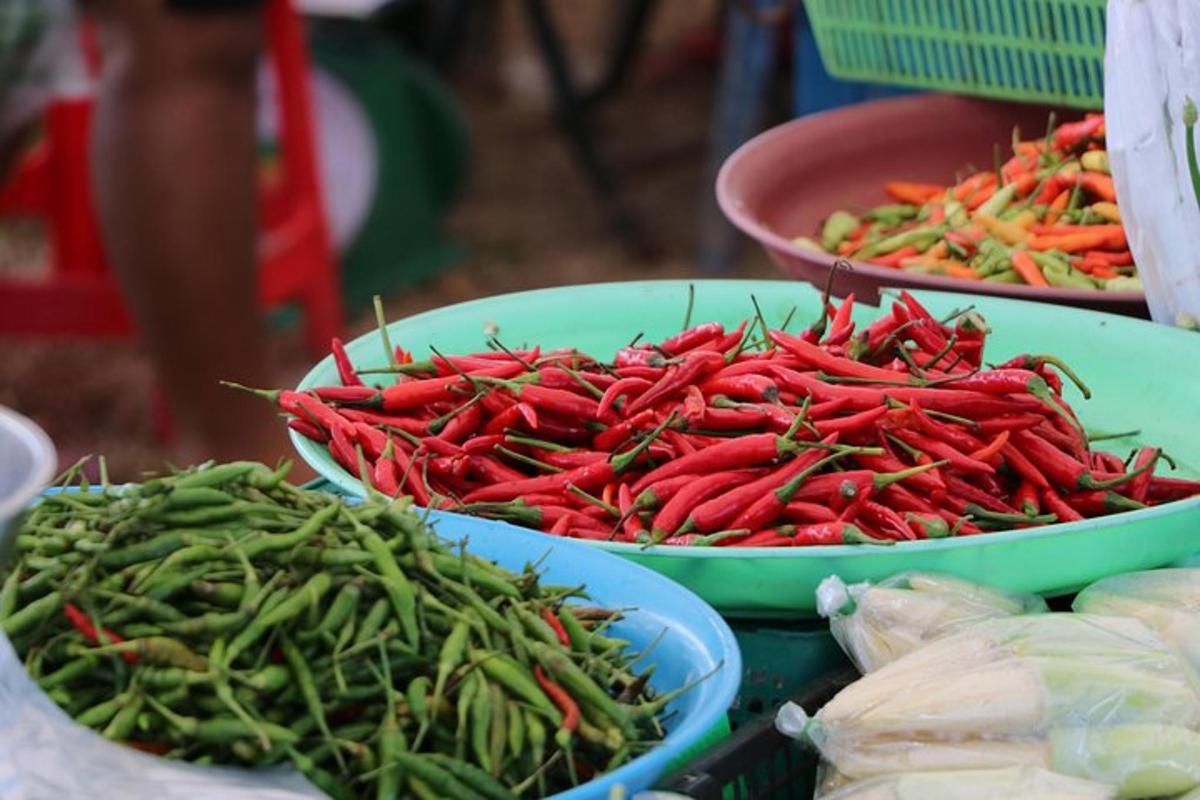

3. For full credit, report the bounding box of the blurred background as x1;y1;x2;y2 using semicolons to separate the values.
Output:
0;0;905;478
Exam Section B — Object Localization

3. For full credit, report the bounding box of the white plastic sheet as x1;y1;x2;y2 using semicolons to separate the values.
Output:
1105;0;1200;326
0;633;323;800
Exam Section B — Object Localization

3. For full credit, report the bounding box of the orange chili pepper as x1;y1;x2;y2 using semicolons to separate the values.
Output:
1075;172;1116;202
884;180;945;205
1010;251;1048;287
1029;227;1127;253
970;430;1010;464
870;245;921;268
1044;190;1070;225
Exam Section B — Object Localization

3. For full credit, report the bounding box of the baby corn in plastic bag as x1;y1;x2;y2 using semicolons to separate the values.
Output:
817;766;1116;800
777;614;1200;798
817;572;1047;673
1073;569;1200;671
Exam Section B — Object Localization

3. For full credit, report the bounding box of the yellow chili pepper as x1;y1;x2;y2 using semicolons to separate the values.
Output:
1091;201;1122;224
974;212;1031;246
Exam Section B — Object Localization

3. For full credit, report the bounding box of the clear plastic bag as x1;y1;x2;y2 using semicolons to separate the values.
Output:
815;765;1116;800
1073;568;1200;672
816;572;1047;673
1105;0;1200;327
777;614;1200;798
0;633;324;799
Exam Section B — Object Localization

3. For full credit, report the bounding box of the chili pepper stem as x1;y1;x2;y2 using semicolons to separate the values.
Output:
1082;449;1161;490
372;294;400;372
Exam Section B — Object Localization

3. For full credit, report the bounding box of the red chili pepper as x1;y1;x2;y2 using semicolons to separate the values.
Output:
538;449;609;470
1012;430;1156;491
1063;490;1146;516
635;473;722;510
1124;447;1159;504
437;401;484;444
615;346;667;369
372;450;400;496
287;418;328;443
592;409;657;452
859;500;916;540
836;480;874;521
770;329;915;383
769;368;1044;417
687;440;837;534
878;483;938;514
969;430;1010;464
313;385;379;404
540;608;571;646
630;433;799;495
624;349;726;415
338;408;430;435
698;406;769;431
1040;487;1085;522
64;603;136;663
1146;476;1200;503
382;363;523;411
661;321;724;355
889;427;995;475
329;426;360;474
599;376;653;418
650;469;764;540
616;483;644;541
814;406;890;437
393;448;430;506
1000;441;1051;489
975;414;1046;434
352;422;390;461
781;501;838;524
854;454;947;494
290;392;355;436
330;337;364;387
699;374;779;403
943;474;1020;514
824;294;857;345
790;521;882;546
1053;116;1105;150
533;665;580;733
462;459;618;503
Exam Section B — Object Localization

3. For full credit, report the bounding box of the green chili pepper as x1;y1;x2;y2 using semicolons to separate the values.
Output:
285;747;355;800
469;648;558;719
529;641;633;736
358;530;419;649
3;590;62;637
984;270;1023;284
820;210;860;251
225;572;331;664
0;567;22;621
102;693;144;741
354;598;391;647
851;227;942;260
975;182;1018;217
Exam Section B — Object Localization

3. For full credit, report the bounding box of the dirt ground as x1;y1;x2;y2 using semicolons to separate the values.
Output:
0;7;779;480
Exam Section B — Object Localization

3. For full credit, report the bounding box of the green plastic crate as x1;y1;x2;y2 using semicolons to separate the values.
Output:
803;0;1106;109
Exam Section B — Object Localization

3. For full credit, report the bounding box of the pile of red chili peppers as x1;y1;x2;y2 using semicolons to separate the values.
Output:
243;290;1199;547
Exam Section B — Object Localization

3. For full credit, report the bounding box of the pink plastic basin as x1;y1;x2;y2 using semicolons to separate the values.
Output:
717;94;1147;317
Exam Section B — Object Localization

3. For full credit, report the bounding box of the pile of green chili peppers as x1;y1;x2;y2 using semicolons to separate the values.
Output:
0;460;682;799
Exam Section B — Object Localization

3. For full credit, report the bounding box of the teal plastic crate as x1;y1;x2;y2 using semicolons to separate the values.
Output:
803;0;1106;109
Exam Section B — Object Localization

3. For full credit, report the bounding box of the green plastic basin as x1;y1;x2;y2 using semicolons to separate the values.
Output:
293;280;1200;617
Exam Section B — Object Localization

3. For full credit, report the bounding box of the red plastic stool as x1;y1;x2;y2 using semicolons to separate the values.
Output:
0;0;341;355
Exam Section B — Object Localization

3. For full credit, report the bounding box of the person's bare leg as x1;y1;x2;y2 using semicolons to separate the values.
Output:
90;0;301;469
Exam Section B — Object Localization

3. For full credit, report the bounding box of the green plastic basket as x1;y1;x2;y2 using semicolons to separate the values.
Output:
802;0;1106;109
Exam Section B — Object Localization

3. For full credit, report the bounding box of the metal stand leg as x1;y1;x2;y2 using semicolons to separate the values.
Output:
522;0;653;255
